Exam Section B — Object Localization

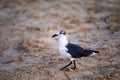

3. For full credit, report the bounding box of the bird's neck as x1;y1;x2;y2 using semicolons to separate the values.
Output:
59;35;68;47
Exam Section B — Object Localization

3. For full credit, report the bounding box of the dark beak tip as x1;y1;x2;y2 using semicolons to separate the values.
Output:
52;35;55;38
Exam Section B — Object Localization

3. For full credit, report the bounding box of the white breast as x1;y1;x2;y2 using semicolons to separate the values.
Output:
59;46;71;58
58;35;71;58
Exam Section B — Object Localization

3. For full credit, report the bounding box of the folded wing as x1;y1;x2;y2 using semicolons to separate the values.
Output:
66;43;99;58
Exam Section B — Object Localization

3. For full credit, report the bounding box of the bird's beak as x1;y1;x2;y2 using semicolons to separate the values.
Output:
52;34;58;38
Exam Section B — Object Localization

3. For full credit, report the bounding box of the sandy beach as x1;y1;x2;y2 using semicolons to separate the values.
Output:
0;0;120;80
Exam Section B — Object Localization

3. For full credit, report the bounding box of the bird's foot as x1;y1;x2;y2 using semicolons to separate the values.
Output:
71;66;76;70
60;67;65;70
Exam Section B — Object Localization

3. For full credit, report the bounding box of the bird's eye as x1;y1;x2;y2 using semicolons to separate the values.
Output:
60;30;66;35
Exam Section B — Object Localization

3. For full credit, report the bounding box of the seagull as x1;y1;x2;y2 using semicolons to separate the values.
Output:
52;30;99;70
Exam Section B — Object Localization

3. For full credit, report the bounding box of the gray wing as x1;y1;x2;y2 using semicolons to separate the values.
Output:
66;43;97;58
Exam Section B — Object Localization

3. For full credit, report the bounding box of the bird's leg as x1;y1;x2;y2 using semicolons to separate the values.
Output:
70;58;76;69
60;61;72;70
71;60;76;69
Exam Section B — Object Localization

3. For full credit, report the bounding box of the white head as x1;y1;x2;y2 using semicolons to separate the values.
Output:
52;30;68;46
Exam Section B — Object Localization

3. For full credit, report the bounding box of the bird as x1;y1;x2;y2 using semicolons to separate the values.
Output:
52;30;99;70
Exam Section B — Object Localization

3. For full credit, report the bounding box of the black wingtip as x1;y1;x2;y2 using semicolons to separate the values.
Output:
94;51;99;53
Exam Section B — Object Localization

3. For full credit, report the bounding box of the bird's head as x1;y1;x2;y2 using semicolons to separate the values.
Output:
52;30;66;38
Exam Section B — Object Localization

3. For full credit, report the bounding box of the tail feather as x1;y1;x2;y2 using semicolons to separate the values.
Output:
83;49;99;56
91;50;99;55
